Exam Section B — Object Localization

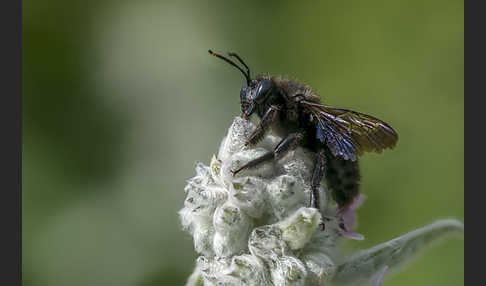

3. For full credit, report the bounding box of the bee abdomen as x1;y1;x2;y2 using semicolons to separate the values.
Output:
324;154;361;208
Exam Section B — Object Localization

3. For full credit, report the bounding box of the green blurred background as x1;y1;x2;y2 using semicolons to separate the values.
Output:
23;0;463;285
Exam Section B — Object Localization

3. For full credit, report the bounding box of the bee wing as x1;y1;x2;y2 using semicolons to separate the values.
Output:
301;100;398;161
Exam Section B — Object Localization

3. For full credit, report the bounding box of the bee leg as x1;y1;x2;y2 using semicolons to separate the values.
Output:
245;105;281;146
310;149;327;210
231;152;274;176
232;132;304;176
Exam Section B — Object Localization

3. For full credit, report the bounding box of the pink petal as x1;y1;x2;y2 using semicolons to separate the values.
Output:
349;194;366;210
341;210;357;231
371;265;389;286
339;195;366;231
341;230;365;240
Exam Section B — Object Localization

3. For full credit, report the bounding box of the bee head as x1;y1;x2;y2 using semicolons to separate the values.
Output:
239;78;273;119
209;50;273;119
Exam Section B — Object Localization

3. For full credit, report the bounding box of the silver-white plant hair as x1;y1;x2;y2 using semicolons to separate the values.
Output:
179;117;463;286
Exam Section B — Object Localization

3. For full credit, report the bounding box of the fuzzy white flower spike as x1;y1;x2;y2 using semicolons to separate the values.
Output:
180;117;464;286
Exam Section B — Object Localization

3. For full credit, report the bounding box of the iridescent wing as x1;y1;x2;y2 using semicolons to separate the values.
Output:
301;100;398;161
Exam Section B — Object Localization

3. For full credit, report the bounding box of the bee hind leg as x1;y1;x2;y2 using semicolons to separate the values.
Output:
231;132;304;176
310;149;327;210
310;149;327;230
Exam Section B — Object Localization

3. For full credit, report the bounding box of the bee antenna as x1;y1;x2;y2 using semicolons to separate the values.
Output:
228;52;251;80
208;50;251;85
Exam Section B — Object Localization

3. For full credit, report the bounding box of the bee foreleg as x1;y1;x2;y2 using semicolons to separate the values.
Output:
232;132;303;176
245;105;281;146
310;149;327;210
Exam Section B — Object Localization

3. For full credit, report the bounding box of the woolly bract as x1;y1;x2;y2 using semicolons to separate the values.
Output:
180;117;463;286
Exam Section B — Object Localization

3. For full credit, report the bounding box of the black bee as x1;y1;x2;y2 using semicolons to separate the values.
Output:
209;50;398;211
